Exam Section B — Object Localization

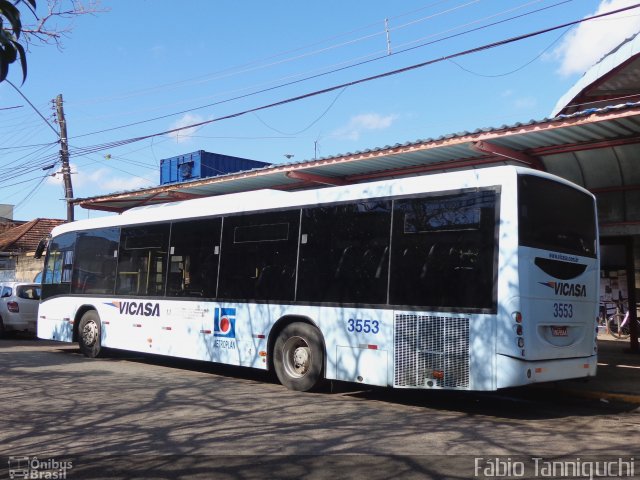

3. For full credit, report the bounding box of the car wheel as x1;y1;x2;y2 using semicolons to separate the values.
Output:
273;322;324;392
78;310;102;358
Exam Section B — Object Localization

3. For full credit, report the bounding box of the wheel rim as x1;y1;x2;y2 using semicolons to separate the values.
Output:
282;336;311;378
82;320;98;347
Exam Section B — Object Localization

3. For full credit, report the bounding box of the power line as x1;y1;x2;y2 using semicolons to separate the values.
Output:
66;0;478;109
4;80;59;137
389;0;570;55
4;1;634;196
0;143;59;178
68;143;160;171
70;0;569;140
0;0;568;173
0;174;51;189
0;141;58;151
65;1;640;157
13;176;48;212
447;25;572;78
184;135;295;140
252;87;348;136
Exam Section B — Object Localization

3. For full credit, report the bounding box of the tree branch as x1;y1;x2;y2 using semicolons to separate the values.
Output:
19;0;108;50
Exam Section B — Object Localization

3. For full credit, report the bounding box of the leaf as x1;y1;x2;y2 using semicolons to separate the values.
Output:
0;30;12;48
3;42;17;63
0;0;33;83
14;40;27;82
0;1;23;38
0;53;8;82
0;33;27;82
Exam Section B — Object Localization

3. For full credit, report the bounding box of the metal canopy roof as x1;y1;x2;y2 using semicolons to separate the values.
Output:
552;33;640;116
75;102;640;235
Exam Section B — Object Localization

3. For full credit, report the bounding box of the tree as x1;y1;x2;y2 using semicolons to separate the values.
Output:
0;0;104;83
0;0;34;82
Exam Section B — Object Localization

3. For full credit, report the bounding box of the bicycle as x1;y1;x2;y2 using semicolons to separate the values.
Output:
604;300;640;339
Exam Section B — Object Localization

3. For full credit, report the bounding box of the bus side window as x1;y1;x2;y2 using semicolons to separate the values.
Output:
389;190;498;309
167;218;221;298
71;227;120;295
116;224;170;296
297;200;391;304
218;210;299;301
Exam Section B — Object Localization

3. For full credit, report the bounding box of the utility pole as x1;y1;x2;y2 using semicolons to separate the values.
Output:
55;94;74;222
385;18;391;55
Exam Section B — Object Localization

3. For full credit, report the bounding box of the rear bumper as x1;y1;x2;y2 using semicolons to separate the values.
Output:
496;354;597;389
3;319;36;332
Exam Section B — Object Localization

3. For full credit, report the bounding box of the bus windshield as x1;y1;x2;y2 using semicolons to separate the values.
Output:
518;174;597;258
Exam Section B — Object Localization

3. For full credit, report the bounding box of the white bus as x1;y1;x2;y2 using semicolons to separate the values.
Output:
37;166;599;391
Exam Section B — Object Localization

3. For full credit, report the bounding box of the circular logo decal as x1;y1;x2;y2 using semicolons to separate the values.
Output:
219;316;231;334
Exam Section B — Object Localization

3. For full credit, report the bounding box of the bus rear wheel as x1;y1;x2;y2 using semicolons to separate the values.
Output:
78;310;102;358
273;323;324;392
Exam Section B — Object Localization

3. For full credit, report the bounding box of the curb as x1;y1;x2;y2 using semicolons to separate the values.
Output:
555;387;640;405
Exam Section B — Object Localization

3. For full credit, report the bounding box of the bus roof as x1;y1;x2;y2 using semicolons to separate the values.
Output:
50;166;588;237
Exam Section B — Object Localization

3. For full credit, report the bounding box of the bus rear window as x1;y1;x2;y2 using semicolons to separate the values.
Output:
518;175;597;258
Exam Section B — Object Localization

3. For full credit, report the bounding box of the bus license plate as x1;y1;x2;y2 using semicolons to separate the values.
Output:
551;326;568;337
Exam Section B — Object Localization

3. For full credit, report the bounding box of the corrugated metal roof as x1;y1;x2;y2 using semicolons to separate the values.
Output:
75;102;640;234
552;33;640;116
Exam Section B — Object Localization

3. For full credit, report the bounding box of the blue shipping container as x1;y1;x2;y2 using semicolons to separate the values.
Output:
160;150;271;185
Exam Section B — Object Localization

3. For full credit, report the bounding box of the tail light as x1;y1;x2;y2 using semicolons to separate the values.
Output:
513;311;524;355
7;301;19;313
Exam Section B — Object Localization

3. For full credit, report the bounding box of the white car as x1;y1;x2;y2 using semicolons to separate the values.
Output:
0;282;41;336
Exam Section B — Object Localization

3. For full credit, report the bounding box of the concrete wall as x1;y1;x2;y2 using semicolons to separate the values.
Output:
0;204;14;220
15;254;43;282
0;255;16;281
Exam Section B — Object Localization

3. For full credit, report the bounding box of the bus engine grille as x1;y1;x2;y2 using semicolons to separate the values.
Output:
394;314;470;389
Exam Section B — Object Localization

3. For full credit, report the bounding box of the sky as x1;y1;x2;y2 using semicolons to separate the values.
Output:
1;0;640;221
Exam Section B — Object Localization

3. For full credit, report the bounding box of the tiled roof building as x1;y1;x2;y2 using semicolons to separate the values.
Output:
0;218;65;253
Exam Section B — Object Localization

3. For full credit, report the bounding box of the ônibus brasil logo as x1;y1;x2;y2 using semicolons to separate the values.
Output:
214;308;236;338
105;301;160;317
539;281;587;297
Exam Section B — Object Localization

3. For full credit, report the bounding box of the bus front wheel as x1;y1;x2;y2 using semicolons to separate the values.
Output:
273;323;324;392
78;310;102;358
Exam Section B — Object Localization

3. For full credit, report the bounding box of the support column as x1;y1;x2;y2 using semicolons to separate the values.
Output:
626;236;639;352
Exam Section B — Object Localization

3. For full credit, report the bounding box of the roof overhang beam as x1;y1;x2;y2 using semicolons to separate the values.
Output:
471;141;545;170
76;200;130;213
532;135;640;156
166;191;204;200
77;189;205;213
286;171;349;186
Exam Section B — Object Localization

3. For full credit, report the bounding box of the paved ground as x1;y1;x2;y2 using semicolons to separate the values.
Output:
546;334;640;403
1;337;639;479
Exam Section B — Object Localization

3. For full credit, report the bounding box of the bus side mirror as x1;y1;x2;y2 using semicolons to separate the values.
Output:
34;236;49;259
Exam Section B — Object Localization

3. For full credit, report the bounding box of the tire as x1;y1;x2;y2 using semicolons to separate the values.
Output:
0;317;5;339
78;310;102;358
273;322;324;392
